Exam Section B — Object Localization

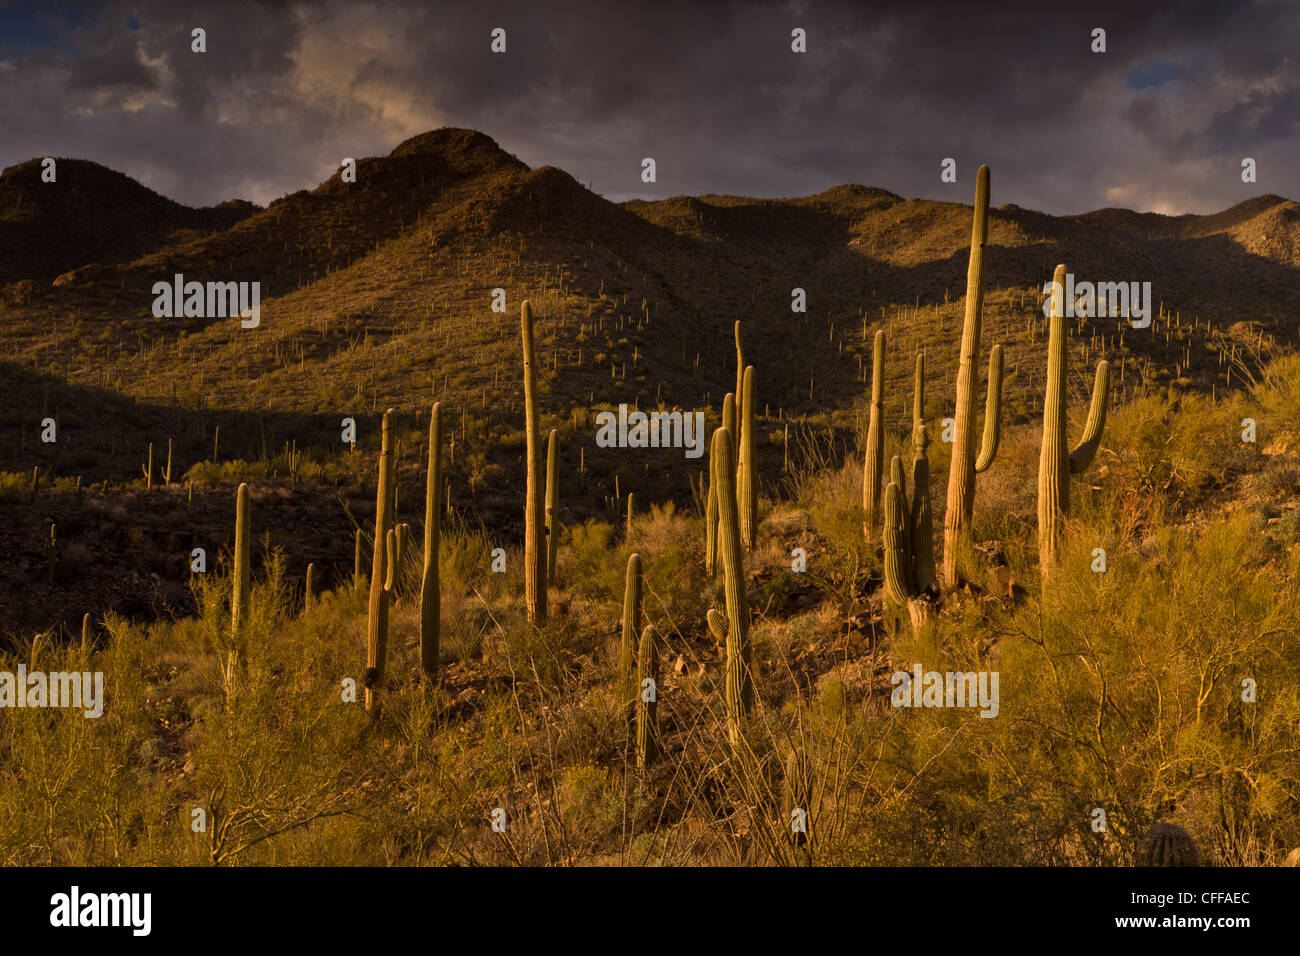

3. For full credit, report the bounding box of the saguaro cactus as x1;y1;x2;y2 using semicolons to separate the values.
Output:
943;164;1005;588
1038;263;1110;571
545;427;559;588
304;562;316;611
783;746;812;867
521;300;547;624
883;447;939;634
734;321;746;452
353;528;364;589
706;427;751;749
232;482;250;639
910;424;939;594
365;408;395;713
737;366;758;549
706;392;738;581
620;552;643;715
862;330;886;536
635;624;660;769
419;402;442;679
1137;822;1199;867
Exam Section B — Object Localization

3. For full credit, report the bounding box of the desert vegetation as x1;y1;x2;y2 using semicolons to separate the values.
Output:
2;137;1299;867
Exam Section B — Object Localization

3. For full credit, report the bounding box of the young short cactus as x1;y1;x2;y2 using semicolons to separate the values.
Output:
943;165;1005;588
163;438;173;485
862;330;886;536
1137;822;1199;867
707;427;751;749
737;366;758;550
142;442;153;492
353;527;364;590
521;300;547;624
1038;263;1110;571
545;427;559;588
365;408;395;713
783;746;812;867
626;491;635;540
419;402;442;679
620;552;643;716
232;482;251;639
635;624;660;769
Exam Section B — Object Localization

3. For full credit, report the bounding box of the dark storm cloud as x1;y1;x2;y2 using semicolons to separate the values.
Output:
0;0;1295;214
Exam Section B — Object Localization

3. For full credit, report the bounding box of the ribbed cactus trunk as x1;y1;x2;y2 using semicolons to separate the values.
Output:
911;424;938;594
883;481;935;633
943;164;992;588
545;428;559;587
710;427;751;749
912;352;925;444
231;482;250;640
419;402;442;679
737;366;757;549
626;491;635;540
1038;263;1111;572
708;393;738;581
635;624;660;769
620;552;643;719
862;330;885;536
521;301;547;624
304;562;315;611
365;408;395;713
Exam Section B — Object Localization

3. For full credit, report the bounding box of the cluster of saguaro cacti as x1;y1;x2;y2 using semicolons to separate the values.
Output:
706;426;752;750
521;300;547;624
1136;822;1199;866
943;164;1005;589
1038;263;1110;572
879;349;940;630
419;402;442;679
364;408;396;713
635;624;660;768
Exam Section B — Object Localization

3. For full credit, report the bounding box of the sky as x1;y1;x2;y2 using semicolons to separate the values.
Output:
0;0;1296;215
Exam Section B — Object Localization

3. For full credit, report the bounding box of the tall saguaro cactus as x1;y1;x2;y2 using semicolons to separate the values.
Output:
232;482;250;639
706;392;738;580
943;165;1005;588
883;477;937;634
1038;263;1110;571
734;321;746;453
521;300;547;624
707;427;751;749
737;366;758;549
862;330;886;536
365;408;395;713
635;624;660;769
419;402;442;679
620;552;643;716
545;428;559;587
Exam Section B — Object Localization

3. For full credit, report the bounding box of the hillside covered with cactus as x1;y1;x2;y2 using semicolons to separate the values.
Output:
3;132;1300;868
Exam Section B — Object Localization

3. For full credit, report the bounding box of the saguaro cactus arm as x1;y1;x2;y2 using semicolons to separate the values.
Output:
974;344;1005;474
1069;361;1110;473
737;365;758;550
